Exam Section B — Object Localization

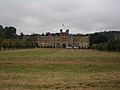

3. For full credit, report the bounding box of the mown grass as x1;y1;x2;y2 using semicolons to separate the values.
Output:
0;64;120;74
0;48;120;90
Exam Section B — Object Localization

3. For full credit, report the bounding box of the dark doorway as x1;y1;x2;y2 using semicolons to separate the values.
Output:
35;43;39;48
62;44;66;48
68;44;72;47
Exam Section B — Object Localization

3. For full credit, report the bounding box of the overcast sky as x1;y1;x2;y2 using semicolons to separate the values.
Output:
0;0;120;34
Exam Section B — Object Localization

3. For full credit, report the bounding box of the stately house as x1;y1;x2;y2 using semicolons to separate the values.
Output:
31;29;90;49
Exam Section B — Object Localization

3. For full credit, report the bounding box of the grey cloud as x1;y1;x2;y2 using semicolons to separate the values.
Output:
0;0;120;34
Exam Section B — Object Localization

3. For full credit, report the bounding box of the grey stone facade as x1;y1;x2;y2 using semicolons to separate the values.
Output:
31;29;90;48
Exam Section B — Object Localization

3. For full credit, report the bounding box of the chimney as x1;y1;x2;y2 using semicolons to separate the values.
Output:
60;29;63;33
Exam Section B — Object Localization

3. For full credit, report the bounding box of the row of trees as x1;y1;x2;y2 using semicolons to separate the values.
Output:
90;31;120;51
1;25;120;51
0;39;35;50
0;25;36;50
89;31;120;45
91;39;120;51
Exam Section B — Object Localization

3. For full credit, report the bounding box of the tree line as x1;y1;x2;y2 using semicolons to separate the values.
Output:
89;31;120;51
0;25;35;50
0;25;120;51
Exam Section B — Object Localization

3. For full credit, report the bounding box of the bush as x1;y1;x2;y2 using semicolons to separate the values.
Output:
91;43;106;50
92;39;120;51
106;39;120;51
0;39;35;50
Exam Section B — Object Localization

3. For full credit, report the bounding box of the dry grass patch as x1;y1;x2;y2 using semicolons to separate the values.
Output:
0;72;120;90
0;49;120;90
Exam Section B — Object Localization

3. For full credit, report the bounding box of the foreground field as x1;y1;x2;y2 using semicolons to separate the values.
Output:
0;48;120;90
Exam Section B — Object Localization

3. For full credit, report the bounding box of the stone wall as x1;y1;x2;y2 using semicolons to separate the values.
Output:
31;29;90;49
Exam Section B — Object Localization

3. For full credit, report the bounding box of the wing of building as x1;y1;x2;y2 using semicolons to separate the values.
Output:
30;29;90;49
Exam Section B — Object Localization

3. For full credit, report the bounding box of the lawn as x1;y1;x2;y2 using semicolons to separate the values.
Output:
0;48;120;90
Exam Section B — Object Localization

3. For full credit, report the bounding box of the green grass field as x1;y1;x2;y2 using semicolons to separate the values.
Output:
0;48;120;90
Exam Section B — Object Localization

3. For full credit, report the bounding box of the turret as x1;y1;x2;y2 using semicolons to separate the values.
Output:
60;29;63;33
66;29;69;34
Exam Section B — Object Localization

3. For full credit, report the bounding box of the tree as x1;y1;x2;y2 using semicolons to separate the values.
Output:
0;39;2;50
0;25;6;39
1;39;10;49
24;40;35;48
106;39;120;51
0;25;2;39
90;33;107;44
5;26;17;39
15;40;25;48
9;40;17;48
